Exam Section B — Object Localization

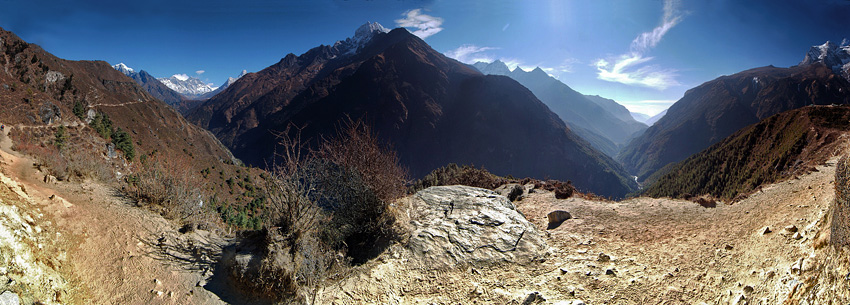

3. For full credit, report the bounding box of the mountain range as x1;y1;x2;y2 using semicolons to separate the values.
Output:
472;60;648;157
186;22;638;197
157;74;218;98
620;61;850;182
112;63;186;107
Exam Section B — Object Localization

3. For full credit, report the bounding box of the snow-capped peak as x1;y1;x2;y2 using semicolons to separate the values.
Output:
472;60;511;76
333;22;389;56
801;40;850;81
158;74;218;97
112;63;135;76
354;22;389;42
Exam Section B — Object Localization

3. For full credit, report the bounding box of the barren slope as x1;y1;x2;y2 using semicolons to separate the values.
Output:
319;150;850;304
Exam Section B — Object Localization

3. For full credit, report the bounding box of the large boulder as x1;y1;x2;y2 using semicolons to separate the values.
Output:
407;185;546;268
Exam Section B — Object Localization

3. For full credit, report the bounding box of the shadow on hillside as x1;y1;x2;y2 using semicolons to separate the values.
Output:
136;228;274;304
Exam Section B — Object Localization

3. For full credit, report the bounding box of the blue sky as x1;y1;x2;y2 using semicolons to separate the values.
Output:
2;0;848;116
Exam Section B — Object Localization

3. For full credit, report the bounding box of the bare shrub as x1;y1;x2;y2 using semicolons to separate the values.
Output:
12;128;113;182
412;163;507;192
317;118;408;202
124;156;209;222
243;121;408;302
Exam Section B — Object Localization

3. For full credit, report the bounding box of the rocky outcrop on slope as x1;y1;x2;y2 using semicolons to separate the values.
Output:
407;186;546;268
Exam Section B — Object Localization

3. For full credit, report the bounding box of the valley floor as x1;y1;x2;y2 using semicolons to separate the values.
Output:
1;125;849;304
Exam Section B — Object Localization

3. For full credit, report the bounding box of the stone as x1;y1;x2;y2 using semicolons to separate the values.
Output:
792;232;802;240
743;285;754;294
791;259;803;274
85;109;96;124
732;293;747;305
606;268;616;276
0;291;19;305
39;102;61;125
521;291;545;305
760;226;772;235
408;186;546;268
597;252;611;262
724;244;734;250
784;225;798;233
547;210;572;229
107;143;118;159
495;184;524;202
43;175;57;184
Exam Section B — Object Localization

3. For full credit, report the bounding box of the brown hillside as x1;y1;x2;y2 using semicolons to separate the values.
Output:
619;64;850;181
643;105;850;200
0;27;267;229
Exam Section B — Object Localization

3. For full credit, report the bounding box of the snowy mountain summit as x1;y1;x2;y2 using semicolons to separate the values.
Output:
800;40;850;80
333;22;389;55
112;63;135;76
158;74;218;97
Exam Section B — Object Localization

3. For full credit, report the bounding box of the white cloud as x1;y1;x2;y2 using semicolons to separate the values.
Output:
595;0;682;90
445;44;499;64
195;70;205;75
395;9;444;39
595;54;678;90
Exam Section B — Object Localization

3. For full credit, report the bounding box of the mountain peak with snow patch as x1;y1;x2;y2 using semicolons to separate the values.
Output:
112;63;135;76
472;60;512;75
333;21;389;55
158;74;218;98
800;40;850;80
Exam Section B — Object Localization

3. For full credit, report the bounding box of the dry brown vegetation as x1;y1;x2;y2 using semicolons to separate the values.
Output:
231;119;409;302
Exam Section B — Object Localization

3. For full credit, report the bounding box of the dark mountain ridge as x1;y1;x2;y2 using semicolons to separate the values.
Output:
619;63;850;181
472;60;648;157
188;24;638;197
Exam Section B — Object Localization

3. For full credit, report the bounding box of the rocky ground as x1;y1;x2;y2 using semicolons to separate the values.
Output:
319;156;850;304
0;122;849;304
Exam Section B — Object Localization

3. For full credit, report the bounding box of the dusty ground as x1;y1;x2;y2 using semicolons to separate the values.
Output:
0;127;230;304
1;122;850;304
320;156;850;304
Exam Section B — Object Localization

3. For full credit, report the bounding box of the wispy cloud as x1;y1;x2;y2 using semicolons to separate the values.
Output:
502;23;510;31
445;44;499;64
195;70;205;75
595;0;682;90
395;9;444;39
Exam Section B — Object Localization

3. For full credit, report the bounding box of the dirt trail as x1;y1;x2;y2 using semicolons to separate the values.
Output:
320;157;848;304
0;128;228;304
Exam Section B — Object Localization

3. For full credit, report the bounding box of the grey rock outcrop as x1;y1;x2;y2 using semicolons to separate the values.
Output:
0;291;19;305
39;102;60;125
408;186;546;268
